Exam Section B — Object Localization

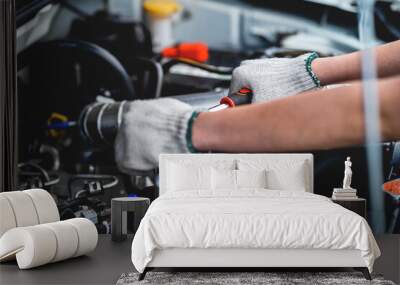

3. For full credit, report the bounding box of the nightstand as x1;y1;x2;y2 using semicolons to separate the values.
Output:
111;197;150;242
331;198;367;218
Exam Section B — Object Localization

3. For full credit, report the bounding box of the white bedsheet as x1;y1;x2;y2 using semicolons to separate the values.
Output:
131;190;380;273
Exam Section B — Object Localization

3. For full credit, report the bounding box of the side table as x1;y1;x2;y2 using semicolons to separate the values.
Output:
111;197;150;242
331;197;367;219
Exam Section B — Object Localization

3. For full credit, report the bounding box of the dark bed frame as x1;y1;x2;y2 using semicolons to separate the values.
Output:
137;267;372;281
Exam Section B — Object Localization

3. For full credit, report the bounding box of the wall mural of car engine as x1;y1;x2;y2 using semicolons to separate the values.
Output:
15;0;400;234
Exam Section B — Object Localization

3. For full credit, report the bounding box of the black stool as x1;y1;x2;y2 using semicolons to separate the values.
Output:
111;197;150;242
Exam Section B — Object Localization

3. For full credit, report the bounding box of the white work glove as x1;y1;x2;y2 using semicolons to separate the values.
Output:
115;98;199;172
230;52;321;103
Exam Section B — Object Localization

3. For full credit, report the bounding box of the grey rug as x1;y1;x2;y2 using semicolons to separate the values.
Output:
116;272;396;285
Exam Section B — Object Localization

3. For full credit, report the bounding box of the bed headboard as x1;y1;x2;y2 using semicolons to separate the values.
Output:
159;153;314;195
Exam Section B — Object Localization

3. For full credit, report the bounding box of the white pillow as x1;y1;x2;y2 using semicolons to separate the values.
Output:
236;169;267;189
167;162;211;191
237;159;308;191
211;168;237;190
166;158;236;170
266;167;306;191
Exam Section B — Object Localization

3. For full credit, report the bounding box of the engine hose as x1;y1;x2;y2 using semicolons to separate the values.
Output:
79;101;127;147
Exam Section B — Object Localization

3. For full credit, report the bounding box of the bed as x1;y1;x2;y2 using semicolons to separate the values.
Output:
131;154;380;281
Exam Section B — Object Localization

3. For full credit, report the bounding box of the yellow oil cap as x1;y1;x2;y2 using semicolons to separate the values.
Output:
144;0;181;18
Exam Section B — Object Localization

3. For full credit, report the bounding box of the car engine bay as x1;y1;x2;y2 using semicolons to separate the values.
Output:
15;0;400;233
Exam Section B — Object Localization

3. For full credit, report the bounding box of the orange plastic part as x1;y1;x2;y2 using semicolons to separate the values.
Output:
383;178;400;195
220;96;235;108
239;88;252;94
162;42;209;62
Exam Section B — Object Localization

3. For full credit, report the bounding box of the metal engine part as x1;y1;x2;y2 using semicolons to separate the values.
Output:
80;101;127;147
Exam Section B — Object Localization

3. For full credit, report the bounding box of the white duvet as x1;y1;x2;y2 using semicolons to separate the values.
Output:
131;190;380;273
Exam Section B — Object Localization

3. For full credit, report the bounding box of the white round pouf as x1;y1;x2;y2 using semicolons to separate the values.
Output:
0;196;17;237
42;221;79;262
0;190;98;269
0;226;57;269
24;189;60;223
1;191;39;227
66;218;98;257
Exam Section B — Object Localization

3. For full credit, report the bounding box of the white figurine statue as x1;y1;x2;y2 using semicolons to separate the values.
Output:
342;157;353;189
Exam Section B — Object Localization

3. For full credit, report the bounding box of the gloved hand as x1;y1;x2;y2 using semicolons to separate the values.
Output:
230;52;321;103
114;98;198;172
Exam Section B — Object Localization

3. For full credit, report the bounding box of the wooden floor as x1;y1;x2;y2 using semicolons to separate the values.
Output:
0;235;399;285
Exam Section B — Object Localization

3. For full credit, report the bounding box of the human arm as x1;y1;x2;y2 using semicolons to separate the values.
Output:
193;76;400;152
230;40;400;102
312;40;400;85
114;76;400;171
